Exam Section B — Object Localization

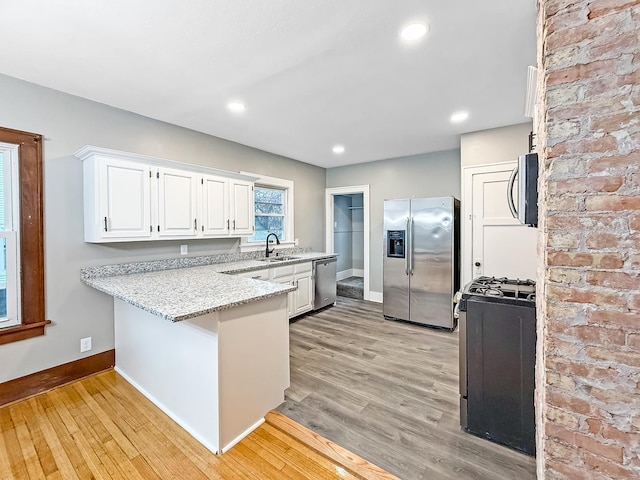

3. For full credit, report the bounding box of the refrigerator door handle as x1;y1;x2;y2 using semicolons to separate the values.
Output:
405;217;410;275
407;217;413;275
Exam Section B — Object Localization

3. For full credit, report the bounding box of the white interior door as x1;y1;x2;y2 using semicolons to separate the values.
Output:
463;163;537;285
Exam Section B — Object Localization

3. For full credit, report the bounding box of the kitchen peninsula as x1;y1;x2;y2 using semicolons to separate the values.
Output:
83;261;295;455
81;252;336;455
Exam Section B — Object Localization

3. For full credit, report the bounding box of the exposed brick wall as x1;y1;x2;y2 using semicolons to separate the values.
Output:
537;1;640;479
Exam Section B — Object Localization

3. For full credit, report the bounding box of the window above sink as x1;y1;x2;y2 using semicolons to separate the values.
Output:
239;172;295;253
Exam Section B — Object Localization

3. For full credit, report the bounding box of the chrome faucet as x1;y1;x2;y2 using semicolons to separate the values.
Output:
265;232;280;258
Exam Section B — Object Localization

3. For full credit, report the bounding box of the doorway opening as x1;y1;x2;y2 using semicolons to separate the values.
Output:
325;185;370;301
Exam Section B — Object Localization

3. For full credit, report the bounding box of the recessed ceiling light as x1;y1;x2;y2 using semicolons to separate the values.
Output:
450;111;469;123
227;101;246;113
400;23;429;42
332;145;345;154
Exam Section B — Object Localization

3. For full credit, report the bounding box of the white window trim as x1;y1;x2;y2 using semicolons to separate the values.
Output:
0;142;21;329
239;172;295;252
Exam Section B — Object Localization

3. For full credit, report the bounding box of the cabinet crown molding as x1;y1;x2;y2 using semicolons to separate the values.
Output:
74;145;258;182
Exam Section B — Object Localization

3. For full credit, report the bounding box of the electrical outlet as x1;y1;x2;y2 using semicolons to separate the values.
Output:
180;245;188;255
80;337;92;353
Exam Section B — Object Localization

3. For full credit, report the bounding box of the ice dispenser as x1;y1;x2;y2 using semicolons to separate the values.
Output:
387;230;405;258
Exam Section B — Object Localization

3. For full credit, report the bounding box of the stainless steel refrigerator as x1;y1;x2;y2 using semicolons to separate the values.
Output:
383;196;460;330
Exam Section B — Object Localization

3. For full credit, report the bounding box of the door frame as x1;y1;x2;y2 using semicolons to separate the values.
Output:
461;161;516;287
325;185;371;301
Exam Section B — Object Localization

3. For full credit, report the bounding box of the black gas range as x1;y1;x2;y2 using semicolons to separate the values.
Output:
458;276;537;456
464;276;536;304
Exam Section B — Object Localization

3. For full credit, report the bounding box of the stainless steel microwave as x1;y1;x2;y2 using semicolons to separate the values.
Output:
508;153;538;227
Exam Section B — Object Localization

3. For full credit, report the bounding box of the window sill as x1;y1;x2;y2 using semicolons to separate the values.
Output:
0;320;51;345
239;240;297;253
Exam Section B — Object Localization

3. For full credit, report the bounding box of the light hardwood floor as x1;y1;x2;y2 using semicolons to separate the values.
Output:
0;370;373;479
278;297;537;480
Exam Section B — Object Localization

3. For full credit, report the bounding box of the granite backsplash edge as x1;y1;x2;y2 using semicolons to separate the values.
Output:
80;246;312;280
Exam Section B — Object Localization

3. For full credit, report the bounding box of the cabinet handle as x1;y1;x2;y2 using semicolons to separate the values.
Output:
227;219;230;229
104;217;108;232
194;219;197;230
233;220;236;230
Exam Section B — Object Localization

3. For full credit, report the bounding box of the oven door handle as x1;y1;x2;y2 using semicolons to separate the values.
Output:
507;165;519;219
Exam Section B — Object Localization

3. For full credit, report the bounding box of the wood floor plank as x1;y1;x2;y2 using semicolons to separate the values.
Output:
279;296;536;480
24;398;58;477
0;426;17;479
14;422;47;479
45;407;94;479
36;398;83;480
3;426;30;480
129;455;162;480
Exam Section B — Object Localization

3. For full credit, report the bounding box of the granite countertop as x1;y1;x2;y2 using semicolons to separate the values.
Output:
82;252;337;322
211;252;337;274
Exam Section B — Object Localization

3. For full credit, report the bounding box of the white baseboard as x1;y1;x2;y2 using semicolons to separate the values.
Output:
368;291;383;303
337;268;365;281
221;418;265;454
337;269;353;281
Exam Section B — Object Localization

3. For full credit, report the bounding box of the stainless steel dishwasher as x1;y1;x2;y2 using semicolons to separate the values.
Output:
313;257;337;310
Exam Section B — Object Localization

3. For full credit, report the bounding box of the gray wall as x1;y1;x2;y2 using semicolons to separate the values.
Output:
0;74;325;383
461;122;531;166
351;194;364;271
333;195;353;273
326;150;461;294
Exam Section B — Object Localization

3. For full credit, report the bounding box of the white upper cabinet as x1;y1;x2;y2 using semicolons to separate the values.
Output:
157;168;198;238
84;157;153;242
77;146;256;243
201;175;230;236
230;179;254;236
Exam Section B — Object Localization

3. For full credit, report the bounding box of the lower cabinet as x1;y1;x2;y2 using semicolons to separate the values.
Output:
238;262;314;319
292;262;313;316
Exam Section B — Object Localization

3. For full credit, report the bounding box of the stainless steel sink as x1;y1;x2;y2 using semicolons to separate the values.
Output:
258;256;300;263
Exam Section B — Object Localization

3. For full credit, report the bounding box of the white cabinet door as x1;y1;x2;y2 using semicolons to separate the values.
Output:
201;175;229;236
99;159;152;240
274;276;295;318
230;180;254;236
470;164;537;281
157;168;198;238
294;273;313;316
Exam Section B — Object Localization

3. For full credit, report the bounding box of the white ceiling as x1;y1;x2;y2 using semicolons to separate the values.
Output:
0;1;536;168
